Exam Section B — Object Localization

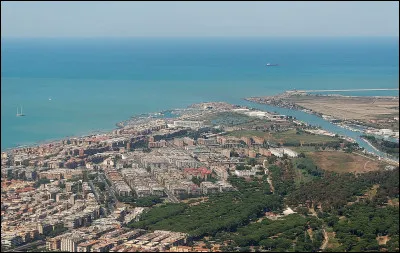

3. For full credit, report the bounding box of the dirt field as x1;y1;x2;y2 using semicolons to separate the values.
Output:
387;198;399;207
290;96;399;121
377;235;390;245
228;129;339;145
308;151;387;173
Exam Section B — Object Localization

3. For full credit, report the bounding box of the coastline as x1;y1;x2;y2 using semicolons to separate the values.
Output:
360;136;399;160
2;108;190;153
360;137;382;154
2;98;398;164
244;93;400;141
243;95;399;163
2;109;179;152
1;129;112;153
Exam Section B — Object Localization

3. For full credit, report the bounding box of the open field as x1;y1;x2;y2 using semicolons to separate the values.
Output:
227;130;266;138
272;129;339;144
291;146;319;153
247;93;399;130
388;198;399;207
292;157;318;186
363;184;379;201
308;151;387;173
228;129;339;145
206;111;254;126
291;96;399;121
377;236;390;246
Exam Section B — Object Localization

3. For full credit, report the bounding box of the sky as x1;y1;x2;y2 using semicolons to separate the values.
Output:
1;1;399;38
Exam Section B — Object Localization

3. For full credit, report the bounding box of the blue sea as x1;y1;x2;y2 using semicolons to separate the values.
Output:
1;37;399;150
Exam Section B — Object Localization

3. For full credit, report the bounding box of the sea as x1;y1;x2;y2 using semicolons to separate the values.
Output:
1;37;399;151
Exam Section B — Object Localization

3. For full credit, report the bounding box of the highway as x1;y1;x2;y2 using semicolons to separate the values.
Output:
6;240;45;252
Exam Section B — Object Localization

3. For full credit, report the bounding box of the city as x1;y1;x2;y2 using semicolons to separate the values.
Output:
1;1;399;252
2;102;398;252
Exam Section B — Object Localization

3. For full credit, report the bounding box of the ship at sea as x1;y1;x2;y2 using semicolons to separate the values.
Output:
16;106;25;117
266;63;278;66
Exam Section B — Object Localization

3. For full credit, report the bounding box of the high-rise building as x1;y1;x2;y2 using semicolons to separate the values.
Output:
79;149;84;157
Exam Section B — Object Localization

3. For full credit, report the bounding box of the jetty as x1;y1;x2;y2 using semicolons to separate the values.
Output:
299;88;399;93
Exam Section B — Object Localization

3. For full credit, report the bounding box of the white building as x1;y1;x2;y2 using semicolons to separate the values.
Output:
234;169;257;177
245;111;270;118
269;148;298;158
378;129;394;135
60;233;86;252
102;158;115;167
283;207;295;216
173;121;204;129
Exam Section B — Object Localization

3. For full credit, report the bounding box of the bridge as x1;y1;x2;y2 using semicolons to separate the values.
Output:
298;88;399;93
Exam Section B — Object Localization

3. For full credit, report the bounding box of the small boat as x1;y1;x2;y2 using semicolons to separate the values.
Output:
16;106;25;117
266;63;279;66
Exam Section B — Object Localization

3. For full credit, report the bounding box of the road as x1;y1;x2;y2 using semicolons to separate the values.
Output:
363;161;371;171
98;173;118;213
354;150;399;166
164;188;180;203
266;176;275;194
6;240;45;252
307;204;330;252
88;180;101;204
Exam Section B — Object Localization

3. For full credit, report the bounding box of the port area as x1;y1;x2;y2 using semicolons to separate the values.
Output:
246;91;399;141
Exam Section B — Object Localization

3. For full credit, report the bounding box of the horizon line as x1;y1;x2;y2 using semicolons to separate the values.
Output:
1;35;399;39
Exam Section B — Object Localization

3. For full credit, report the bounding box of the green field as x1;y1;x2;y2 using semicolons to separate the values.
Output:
291;146;318;153
292;157;319;186
227;130;266;138
208;112;253;126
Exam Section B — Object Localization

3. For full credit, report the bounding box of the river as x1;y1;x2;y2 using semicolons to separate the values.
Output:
232;99;398;161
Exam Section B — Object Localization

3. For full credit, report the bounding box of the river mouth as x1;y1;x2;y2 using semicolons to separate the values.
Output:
233;98;398;162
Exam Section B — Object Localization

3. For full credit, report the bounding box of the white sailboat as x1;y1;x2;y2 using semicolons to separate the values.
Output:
16;106;25;117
